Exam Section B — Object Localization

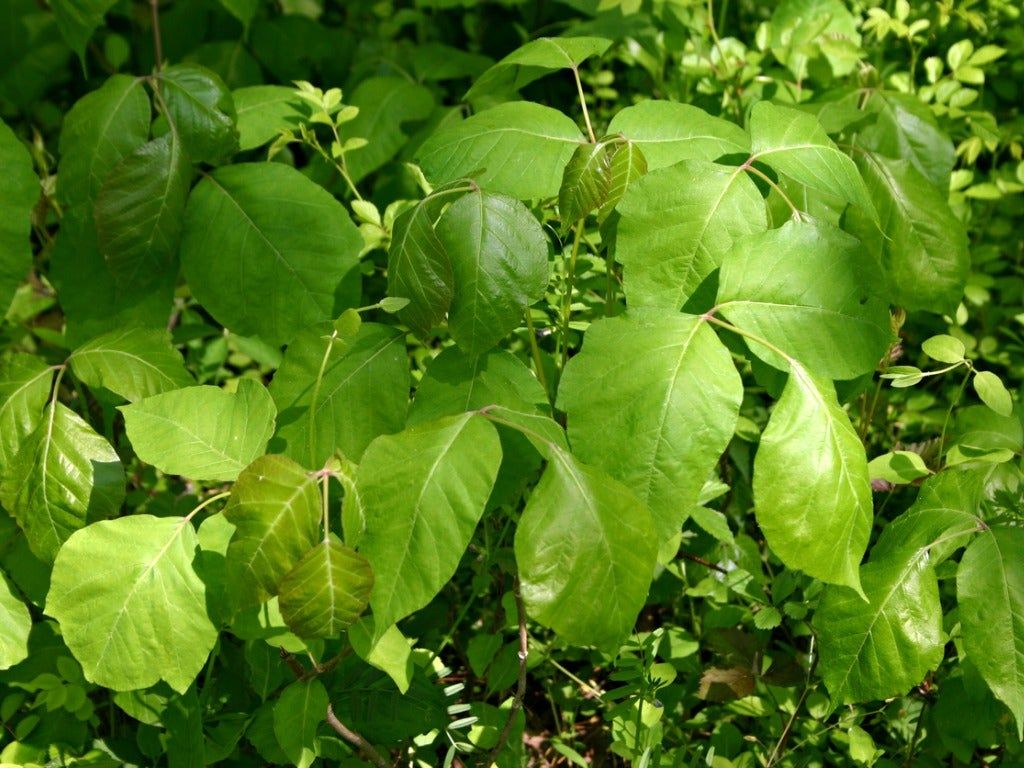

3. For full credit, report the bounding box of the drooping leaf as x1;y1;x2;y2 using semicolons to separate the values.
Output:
0;117;38;314
716;219;892;379
223;454;321;611
616;159;766;309
46;515;218;693
164;686;206;768
232;85;305;151
464;36;611;102
355;413;501;634
0;353;52;470
749;101;876;223
417;101;584;199
269;322;408;467
180;163;363;346
436;189;550;355
558;311;742;541
596;139;647;222
515;449;657;650
94;133;191;289
0;569;30;670
558;141;613;226
753;364;871;590
69;327;193;402
343;77;435;182
958;527;1024;739
273;679;328;768
157;64;238;164
278;534;374;639
50;0;118;61
120;379;276;482
851;152;969;315
605;101;750;170
0;402;125;562
57;74;151;212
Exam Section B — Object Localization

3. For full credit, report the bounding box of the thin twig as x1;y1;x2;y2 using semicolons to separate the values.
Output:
326;704;391;768
484;578;529;766
678;550;728;574
766;640;818;767
149;0;163;74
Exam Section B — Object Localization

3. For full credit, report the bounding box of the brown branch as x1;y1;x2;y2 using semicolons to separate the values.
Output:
679;550;728;574
483;578;529;766
326;704;391;768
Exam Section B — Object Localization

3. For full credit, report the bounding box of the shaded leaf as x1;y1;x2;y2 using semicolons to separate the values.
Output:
0;117;38;314
0;569;30;670
69;327;193;402
343;77;435;182
273;679;327;768
232;85;304;151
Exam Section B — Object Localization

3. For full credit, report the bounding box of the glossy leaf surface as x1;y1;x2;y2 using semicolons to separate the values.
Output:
69;327;193;402
158;64;238;164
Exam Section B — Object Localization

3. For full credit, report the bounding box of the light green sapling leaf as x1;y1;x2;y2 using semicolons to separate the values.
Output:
0;353;52;470
0;117;38;315
0;570;30;670
921;334;965;364
69;327;193;402
47;515;218;693
120;379;276;482
974;371;1013;417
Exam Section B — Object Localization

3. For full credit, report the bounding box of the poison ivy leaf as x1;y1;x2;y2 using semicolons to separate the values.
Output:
559;141;613;226
0;353;52;470
274;679;328;768
50;0;118;61
417;101;584;199
606;101;750;171
47;515;218;693
616;159;766;309
436;190;550;355
596;140;647;222
120;379;276;482
164;685;205;768
387;182;470;338
1;402;125;562
278;534;374;639
851;152;969;315
217;0;257;28
69;328;193;402
232;85;304;151
180;163;363;345
223;454;320;611
464;36;611;102
558;311;742;542
749;101;876;223
158;64;238;164
343;77;435;182
958;527;1024;739
349;618;413;693
716;219;892;379
57;75;151;212
94;133;191;289
0;117;37;314
753;364;871;590
269;322;408;467
0;570;30;670
515;449;657;650
411;43;493;82
355;413;501;634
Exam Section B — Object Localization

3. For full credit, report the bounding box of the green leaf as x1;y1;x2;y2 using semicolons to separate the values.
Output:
753;364;871;590
223;454;321;611
851;152;969;315
558;311;742;542
278;534;374;639
180;163;363;346
1;402;125;562
974;371;1013;417
749;101;876;223
866;451;931;485
0;569;30;670
232;85;304;151
464;36;611;102
269;322;408;467
515;449;657;650
716;219;892;379
558;141;613;226
769;0;861;79
0;118;37;315
158;64;238;164
47;515;218;692
355;413;501;633
343;77;435;182
349;618;413;693
0;353;52;471
217;0;257;28
69;328;193;402
94;133;191;289
616;159;766;310
57;74;151;212
417;101;584;199
50;0;118;60
436;190;550;355
120;379;276;482
921;334;966;364
606;101;750;170
273;678;328;768
958;527;1024;739
597;139;647;222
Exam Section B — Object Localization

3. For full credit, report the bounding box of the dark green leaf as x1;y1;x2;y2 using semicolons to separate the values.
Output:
343;77;434;182
0;569;30;670
232;85;304;151
858;91;955;190
558;141;613;225
273;679;327;768
50;0;117;60
158;64;238;164
0;117;38;314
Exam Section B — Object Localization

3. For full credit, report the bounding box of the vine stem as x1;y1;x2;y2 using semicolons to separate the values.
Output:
742;164;803;221
320;473;330;543
307;328;340;467
326;705;390;768
182;491;231;526
484;578;529;766
937;366;973;468
560;220;585;370
702;311;796;367
149;0;163;74
572;66;597;143
766;638;817;767
524;309;550;405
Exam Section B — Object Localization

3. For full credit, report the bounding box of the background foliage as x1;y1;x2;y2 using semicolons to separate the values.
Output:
1;0;1023;766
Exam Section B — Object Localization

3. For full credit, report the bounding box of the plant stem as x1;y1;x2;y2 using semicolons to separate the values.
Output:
766;639;817;767
743;164;803;221
182;491;231;525
320;473;330;543
524;309;551;405
560;220;585;370
702;312;796;366
485;578;529;765
678;550;728;574
149;0;163;74
307;329;340;468
937;366;973;467
326;705;390;768
572;66;597;143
